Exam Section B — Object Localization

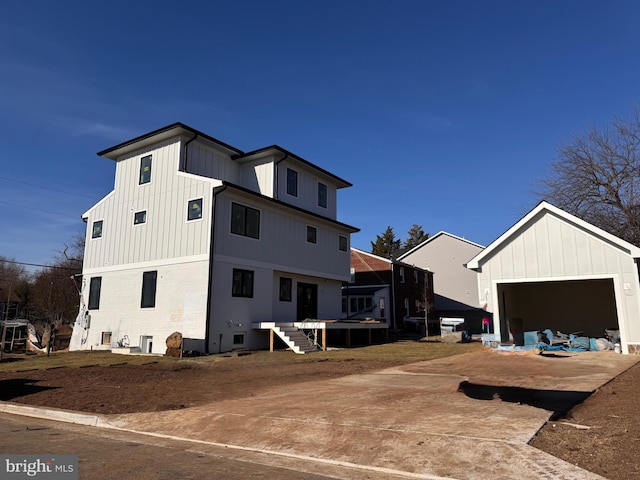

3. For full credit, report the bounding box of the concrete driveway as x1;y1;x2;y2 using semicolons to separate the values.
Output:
100;349;638;480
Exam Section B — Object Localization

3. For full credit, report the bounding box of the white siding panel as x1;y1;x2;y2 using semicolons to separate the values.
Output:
560;222;578;275
213;193;350;281
277;160;338;220
511;235;527;278
547;216;565;276
522;227;539;277
83;140;219;270
187;142;240;182
72;260;209;353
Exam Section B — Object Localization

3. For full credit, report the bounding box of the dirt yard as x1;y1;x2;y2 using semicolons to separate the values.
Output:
1;345;638;479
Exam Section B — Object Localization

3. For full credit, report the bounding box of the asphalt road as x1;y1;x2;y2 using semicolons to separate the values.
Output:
0;413;405;480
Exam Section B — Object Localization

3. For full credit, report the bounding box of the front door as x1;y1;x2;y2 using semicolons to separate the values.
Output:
297;283;318;320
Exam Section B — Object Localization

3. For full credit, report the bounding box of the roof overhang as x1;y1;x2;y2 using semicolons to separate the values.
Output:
234;145;352;189
466;200;640;270
97;123;244;160
214;181;359;233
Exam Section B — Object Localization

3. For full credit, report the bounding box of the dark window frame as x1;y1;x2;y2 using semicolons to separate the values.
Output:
139;155;152;185
279;277;292;302
134;210;147;225
339;235;348;251
141;271;158;308
307;225;317;244
230;202;260;239
88;277;102;310
92;220;103;239
318;182;327;208
232;268;254;298
286;168;298;197
187;198;203;221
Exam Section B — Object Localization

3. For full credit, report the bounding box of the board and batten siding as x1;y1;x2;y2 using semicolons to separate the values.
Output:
83;140;221;270
213;192;351;281
476;210;640;348
277;159;338;220
185;141;241;182
240;159;274;197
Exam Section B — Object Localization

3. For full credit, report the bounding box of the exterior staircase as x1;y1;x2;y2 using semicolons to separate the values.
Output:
272;323;318;354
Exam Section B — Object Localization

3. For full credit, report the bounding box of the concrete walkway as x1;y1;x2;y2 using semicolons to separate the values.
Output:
2;349;638;479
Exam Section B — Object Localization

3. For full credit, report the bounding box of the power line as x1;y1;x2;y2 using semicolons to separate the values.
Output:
0;200;80;219
0;175;98;200
0;259;81;271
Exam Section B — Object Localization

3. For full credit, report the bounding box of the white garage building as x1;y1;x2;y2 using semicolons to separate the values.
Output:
466;201;640;354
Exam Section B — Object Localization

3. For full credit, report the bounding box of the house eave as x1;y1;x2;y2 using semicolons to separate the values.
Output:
97;123;244;160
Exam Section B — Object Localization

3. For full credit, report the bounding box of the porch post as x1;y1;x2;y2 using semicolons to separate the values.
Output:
269;329;274;352
322;328;327;351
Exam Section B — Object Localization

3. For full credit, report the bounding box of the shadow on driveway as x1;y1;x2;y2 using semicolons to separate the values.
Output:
458;380;591;414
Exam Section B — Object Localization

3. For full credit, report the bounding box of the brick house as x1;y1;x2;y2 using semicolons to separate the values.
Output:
343;248;435;333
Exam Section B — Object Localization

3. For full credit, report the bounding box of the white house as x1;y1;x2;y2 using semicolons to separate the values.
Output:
69;123;359;354
466;201;640;354
397;231;486;331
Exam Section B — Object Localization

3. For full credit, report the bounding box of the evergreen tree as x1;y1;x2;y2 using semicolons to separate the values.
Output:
403;224;429;250
371;226;401;258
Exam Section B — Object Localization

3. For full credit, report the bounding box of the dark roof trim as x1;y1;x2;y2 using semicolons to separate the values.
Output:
214;181;360;233
234;145;352;188
97;122;244;159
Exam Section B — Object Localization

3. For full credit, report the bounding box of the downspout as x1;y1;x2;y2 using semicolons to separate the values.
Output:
183;133;198;173
274;153;289;200
390;261;397;333
205;185;227;353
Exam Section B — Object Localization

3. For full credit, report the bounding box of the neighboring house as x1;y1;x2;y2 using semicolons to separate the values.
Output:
397;231;486;332
344;248;434;332
69;123;359;354
466;201;640;354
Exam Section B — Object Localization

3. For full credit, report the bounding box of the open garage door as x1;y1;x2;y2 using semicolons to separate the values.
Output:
497;278;619;344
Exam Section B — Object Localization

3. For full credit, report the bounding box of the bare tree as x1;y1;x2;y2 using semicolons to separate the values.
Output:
539;105;640;246
30;236;84;327
0;256;30;320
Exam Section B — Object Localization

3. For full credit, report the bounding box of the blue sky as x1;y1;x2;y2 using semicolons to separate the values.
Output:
2;0;640;269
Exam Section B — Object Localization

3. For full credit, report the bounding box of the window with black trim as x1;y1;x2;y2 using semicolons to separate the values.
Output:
339;235;348;251
232;269;254;298
141;271;157;308
134;210;147;225
318;182;327;208
231;203;260;239
88;277;102;310
233;333;245;345
92;220;103;239
279;277;292;301
139;155;152;185
414;270;419;283
287;168;298;197
188;198;203;221
307;226;317;244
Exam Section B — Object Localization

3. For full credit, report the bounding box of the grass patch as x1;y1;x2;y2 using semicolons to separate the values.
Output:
0;351;178;373
0;341;483;373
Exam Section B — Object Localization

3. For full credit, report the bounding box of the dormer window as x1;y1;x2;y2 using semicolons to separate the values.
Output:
286;168;298;197
139;155;152;185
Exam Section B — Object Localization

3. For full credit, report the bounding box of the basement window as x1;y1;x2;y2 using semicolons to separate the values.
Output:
233;333;245;346
102;332;112;345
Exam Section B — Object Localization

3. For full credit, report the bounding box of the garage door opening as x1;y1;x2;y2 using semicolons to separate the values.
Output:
497;278;619;344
